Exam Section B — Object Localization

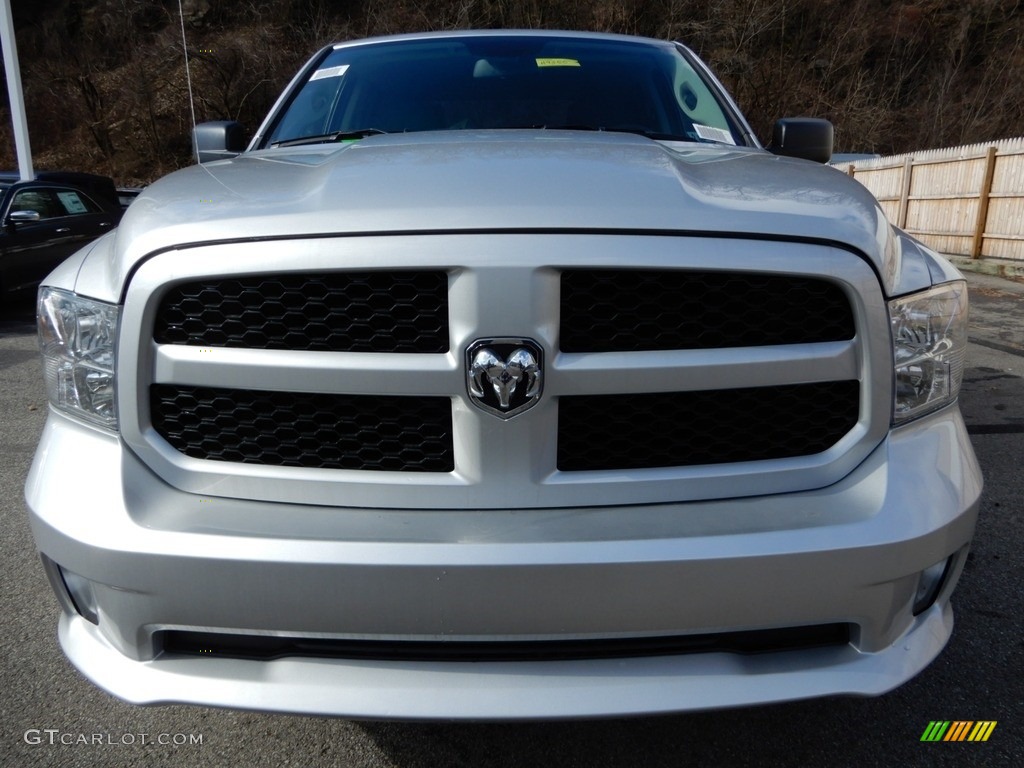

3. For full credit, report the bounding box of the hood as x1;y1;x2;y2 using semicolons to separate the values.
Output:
100;131;918;296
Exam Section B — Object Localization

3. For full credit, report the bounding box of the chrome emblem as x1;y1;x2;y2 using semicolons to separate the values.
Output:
467;338;543;419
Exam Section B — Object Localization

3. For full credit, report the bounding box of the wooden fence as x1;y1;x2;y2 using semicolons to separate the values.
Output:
833;137;1024;260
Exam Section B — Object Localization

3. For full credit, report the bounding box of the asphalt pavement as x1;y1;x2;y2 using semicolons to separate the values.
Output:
0;267;1022;767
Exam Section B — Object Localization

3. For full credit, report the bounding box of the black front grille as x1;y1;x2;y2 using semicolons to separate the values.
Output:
558;381;859;471
161;624;851;662
560;269;854;352
154;271;449;353
151;385;454;472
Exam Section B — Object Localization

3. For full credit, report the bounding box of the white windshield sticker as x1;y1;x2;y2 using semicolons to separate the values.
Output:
310;64;350;82
693;124;736;145
57;191;88;214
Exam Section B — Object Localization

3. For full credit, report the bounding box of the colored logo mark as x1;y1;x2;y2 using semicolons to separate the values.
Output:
921;721;997;742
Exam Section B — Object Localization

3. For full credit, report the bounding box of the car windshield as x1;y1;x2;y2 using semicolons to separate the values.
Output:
264;35;745;147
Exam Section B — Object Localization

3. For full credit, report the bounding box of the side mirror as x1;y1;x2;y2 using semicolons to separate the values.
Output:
193;121;247;164
7;209;42;226
769;118;833;164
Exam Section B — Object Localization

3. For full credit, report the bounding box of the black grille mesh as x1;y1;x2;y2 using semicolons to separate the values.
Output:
154;272;449;353
558;381;859;471
162;623;851;662
151;385;454;472
560;270;854;352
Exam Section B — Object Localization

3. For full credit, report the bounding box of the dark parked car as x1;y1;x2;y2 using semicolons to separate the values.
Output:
0;176;121;298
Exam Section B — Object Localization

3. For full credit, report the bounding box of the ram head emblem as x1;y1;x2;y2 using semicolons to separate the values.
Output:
466;338;543;419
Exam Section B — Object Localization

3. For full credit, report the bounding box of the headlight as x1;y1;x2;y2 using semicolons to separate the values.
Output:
889;281;967;424
38;287;120;430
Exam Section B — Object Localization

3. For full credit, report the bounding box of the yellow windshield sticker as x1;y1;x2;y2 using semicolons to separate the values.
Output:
536;58;580;68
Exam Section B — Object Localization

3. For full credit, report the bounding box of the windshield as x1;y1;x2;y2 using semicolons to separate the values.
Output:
263;35;746;147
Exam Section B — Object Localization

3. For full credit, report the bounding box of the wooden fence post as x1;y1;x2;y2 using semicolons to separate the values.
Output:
898;157;913;229
972;146;997;259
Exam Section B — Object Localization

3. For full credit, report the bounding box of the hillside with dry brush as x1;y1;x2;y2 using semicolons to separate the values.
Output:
2;0;1022;185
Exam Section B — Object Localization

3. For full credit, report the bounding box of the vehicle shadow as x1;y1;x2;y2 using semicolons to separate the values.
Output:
0;293;36;334
354;694;933;768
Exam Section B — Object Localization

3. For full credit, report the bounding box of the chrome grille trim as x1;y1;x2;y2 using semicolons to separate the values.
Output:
118;235;890;509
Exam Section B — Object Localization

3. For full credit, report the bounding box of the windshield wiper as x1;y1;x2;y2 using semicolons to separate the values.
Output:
271;128;388;148
593;126;738;145
520;125;691;142
601;126;692;141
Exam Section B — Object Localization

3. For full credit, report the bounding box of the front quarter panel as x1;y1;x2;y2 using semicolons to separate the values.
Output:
62;231;120;303
890;229;960;297
37;235;106;295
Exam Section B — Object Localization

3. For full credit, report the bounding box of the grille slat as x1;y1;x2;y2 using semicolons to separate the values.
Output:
154;271;449;353
557;381;860;471
151;385;454;472
560;269;854;352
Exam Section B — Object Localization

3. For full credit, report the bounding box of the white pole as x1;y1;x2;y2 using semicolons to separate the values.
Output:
0;0;33;180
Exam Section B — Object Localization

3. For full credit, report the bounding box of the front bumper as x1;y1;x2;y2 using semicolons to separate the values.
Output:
26;405;982;719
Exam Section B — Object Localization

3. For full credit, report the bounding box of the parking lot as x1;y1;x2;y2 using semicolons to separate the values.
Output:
1;271;1021;767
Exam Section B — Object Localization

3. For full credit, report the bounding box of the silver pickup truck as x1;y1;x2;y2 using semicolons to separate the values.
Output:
25;30;982;719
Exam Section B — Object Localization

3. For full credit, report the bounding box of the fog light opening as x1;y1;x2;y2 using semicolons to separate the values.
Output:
58;567;100;625
913;557;954;616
